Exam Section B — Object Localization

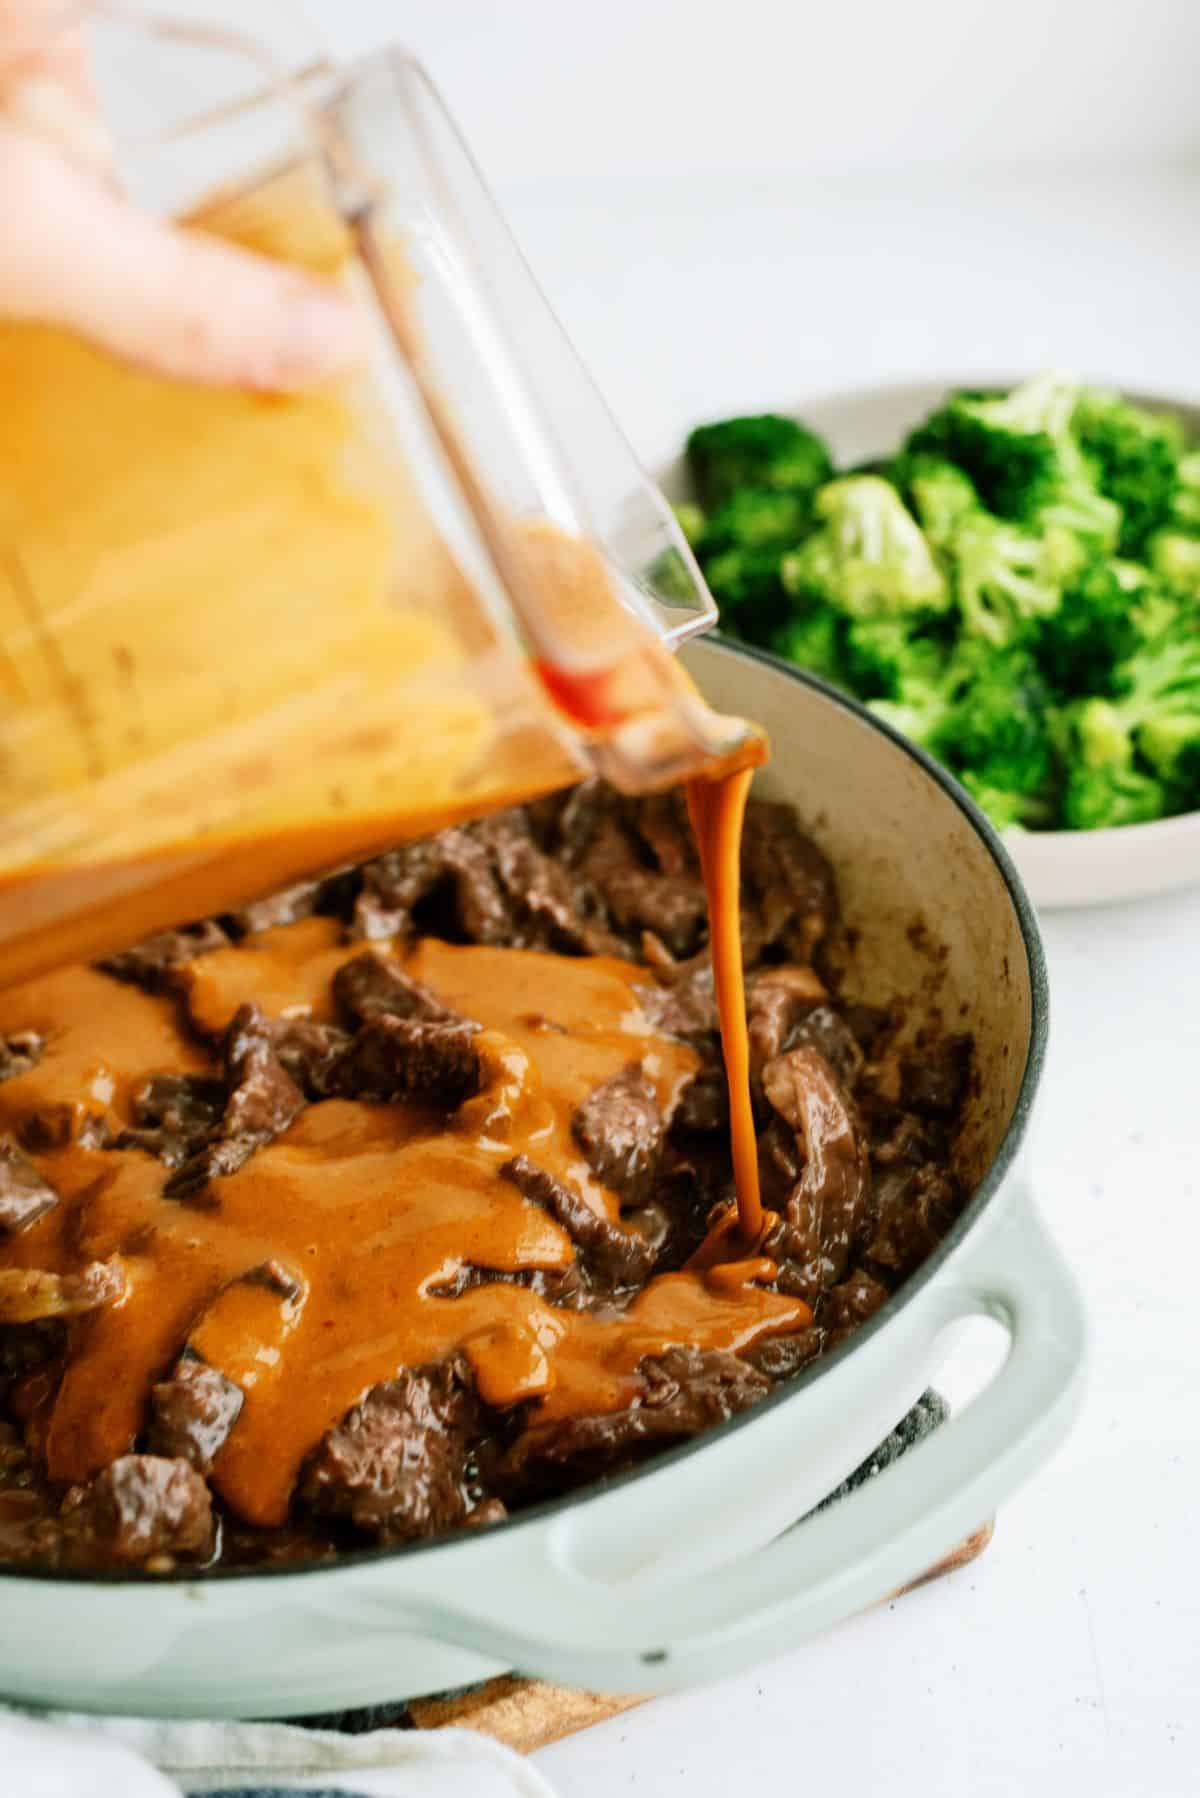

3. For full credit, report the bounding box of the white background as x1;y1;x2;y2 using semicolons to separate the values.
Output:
344;5;1197;1792
305;5;1200;1795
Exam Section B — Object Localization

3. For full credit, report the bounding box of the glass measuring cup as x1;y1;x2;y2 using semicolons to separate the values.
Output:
0;5;750;985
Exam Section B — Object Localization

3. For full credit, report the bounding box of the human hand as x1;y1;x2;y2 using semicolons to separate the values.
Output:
0;1;362;388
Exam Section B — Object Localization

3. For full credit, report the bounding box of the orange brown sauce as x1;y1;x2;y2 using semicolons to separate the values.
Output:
0;912;805;1531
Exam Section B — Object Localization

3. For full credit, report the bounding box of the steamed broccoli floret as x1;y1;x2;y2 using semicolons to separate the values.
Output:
686;414;834;510
1148;530;1200;598
958;772;1037;832
1138;712;1200;804
841;616;943;698
907;375;1120;551
1033;557;1142;695
1061;759;1167;830
701;487;810;551
897;456;980;549
769;604;847;686
702;544;792;636
1071;388;1184;556
1171;450;1200;531
939;643;1054;796
781;476;949;620
948;512;1066;647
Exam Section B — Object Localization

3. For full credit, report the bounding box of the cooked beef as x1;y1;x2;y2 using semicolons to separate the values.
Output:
271;1019;354;1098
114;1073;226;1168
327;1015;481;1107
298;1359;480;1541
0;1260;124;1324
0;778;976;1574
865;1163;962;1279
146;1357;244;1473
99;920;230;993
822;1269;891;1345
225;878;325;935
572;1065;665;1205
744;1330;826;1380
901;1035;972;1118
740;801;836;961
0;1143;59;1235
789;1005;865;1090
0;1032;43;1084
220;1004;305;1145
502;1347;768;1490
761;1046;871;1303
500;1154;657;1289
582;820;707;957
57;1455;214;1567
428;1261;588;1310
746;966;827;1075
160;1005;304;1201
332;951;453;1027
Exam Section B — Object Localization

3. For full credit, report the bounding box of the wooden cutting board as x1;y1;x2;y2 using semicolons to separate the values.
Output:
295;1391;993;1756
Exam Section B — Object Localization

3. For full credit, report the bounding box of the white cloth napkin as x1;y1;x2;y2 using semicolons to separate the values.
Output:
1;1706;559;1798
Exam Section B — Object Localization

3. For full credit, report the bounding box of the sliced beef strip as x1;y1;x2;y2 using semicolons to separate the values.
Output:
327;1015;481;1108
56;1454;214;1567
822;1269;891;1347
500;1154;656;1288
0;1032;43;1084
900;1035;972;1118
221;1003;306;1145
298;1358;480;1542
581;820;707;958
332;951;454;1027
355;829;515;947
478;813;621;956
571;1065;665;1205
743;1329;826;1380
223;871;352;936
871;1111;951;1171
145;1356;244;1474
636;966;726;1136
623;789;698;879
112;1073;226;1168
501;1346;769;1489
98;920;231;994
0;1143;59;1235
865;1163;962;1280
760;1046;871;1304
161;1006;304;1201
353;839;451;941
271;1019;353;1099
427;1261;589;1311
740;801;836;962
0;1318;64;1395
788;1006;865;1091
0;1260;124;1324
746;966;827;1078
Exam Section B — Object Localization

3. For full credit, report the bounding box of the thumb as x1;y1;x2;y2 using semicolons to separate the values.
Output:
0;119;365;390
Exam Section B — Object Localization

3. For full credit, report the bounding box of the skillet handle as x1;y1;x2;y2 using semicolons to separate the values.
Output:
348;1186;1086;1694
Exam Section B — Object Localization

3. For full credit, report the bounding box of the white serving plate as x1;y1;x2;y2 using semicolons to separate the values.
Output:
660;377;1200;910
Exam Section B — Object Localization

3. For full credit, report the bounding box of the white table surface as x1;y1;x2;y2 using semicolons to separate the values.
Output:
488;162;1200;1797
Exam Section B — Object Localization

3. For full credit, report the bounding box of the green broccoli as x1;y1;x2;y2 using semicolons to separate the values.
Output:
1061;759;1168;830
686;414;834;510
897;456;980;549
1148;530;1200;597
781;475;949;620
1171;450;1200;531
1033;557;1141;695
907;375;1120;551
769;604;847;686
841;615;944;698
700;487;810;552
958;771;1037;832
701;544;793;637
948;512;1066;647
1072;388;1185;556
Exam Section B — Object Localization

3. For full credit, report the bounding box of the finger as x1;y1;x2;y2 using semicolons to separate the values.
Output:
0;121;365;389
